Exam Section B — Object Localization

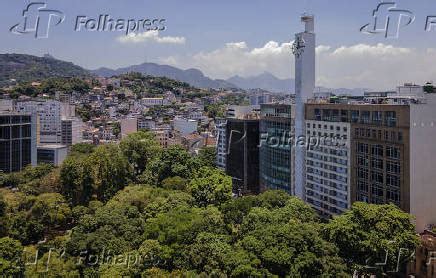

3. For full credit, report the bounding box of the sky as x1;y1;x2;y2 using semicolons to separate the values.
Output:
2;0;436;90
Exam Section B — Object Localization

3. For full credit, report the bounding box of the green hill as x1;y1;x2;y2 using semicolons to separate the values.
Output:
0;54;90;86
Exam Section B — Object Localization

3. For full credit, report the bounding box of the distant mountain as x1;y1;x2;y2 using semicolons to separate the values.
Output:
0;54;90;85
92;63;236;89
227;72;367;96
227;72;295;93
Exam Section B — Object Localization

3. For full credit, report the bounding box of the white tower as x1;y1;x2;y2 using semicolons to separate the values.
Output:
293;15;315;199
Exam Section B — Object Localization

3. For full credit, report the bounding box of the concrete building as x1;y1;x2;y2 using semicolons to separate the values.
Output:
259;104;295;194
215;118;227;170
15;100;78;144
173;117;198;136
305;119;351;217
226;105;260;119
120;117;138;138
141;97;169;106
61;118;83;146
305;93;436;232
16;100;61;144
37;144;68;166
250;94;273;106
293;14;316;199
0;113;37;173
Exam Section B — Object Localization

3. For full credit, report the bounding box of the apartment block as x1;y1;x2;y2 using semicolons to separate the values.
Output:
305;93;436;232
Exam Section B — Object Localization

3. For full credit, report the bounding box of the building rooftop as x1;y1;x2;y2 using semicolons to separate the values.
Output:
37;144;68;149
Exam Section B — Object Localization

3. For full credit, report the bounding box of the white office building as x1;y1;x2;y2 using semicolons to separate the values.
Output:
305;120;351;218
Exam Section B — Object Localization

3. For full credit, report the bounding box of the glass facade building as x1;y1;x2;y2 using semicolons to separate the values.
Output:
0;113;36;173
259;104;294;194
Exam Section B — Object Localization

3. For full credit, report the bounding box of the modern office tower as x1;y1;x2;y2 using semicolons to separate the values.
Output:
226;116;260;195
305;92;436;232
37;144;68;166
293;14;316;199
0;113;37;173
259;104;295;194
215;118;227;170
61;118;84;146
305;119;351;218
216;106;261;171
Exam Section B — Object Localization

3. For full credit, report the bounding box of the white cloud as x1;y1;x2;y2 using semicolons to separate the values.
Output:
117;30;186;45
159;41;436;90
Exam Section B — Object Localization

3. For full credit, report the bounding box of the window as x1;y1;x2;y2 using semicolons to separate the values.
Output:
361;111;370;124
371;184;384;197
386;146;400;159
387;188;400;203
387;174;400;188
371;158;384;170
372;111;383;125
371;171;384;184
358;180;369;192
351;110;359;123
357;143;369;154
371;145;383;157
357;168;369;180
385;111;397;127
387;161;401;174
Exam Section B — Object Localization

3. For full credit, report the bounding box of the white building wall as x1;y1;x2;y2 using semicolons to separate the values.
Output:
294;15;316;199
409;94;436;232
305;120;351;217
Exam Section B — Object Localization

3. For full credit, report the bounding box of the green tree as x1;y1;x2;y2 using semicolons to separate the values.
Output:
29;193;72;230
237;199;347;277
60;156;93;205
141;145;199;185
323;202;419;275
88;144;133;202
0;237;24;276
196;147;217;167
188;167;232;207
120;131;161;177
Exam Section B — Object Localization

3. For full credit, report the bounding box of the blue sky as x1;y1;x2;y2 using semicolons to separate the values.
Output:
2;0;436;89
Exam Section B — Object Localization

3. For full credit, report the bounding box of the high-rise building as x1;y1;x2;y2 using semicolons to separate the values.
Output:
259;104;295;194
226;117;260;195
215;118;227;170
15;100;78;145
305;92;436;232
0;113;37;173
305;118;351;218
61;118;84;146
293;14;316;199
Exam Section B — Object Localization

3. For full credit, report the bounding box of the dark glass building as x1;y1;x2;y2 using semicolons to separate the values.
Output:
259;104;294;194
225;118;260;195
0;113;36;173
